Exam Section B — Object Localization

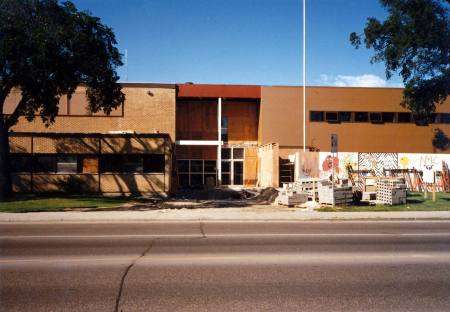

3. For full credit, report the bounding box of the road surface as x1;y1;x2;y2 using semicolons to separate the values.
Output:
1;221;450;311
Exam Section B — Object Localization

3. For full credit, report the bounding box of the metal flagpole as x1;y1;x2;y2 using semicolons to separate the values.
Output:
302;0;306;153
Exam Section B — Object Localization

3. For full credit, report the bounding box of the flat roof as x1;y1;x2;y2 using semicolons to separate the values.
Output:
177;84;261;99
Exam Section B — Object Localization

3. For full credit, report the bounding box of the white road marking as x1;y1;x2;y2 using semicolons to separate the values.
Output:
1;233;450;239
1;252;450;265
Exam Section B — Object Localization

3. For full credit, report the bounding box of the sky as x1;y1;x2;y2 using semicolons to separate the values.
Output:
72;0;405;87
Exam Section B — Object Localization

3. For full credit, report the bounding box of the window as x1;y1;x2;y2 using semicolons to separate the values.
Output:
369;112;382;123
10;155;32;173
221;148;231;159
310;111;324;122
355;112;369;122
440;113;450;124
398;112;411;123
177;159;217;188
57;155;78;173
123;155;143;173
233;148;244;159
143;154;165;173
338;112;352;122
325;112;338;122
221;116;228;142
204;160;217;173
233;161;243;185
100;155;123;173
382;112;395;123
35;155;56;173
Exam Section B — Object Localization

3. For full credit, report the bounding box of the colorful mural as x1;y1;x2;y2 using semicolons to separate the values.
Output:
398;153;450;183
358;153;398;176
319;152;358;180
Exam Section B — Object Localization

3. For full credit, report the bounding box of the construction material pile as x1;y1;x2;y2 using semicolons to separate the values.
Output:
318;180;353;206
376;178;407;205
276;184;308;206
291;178;320;200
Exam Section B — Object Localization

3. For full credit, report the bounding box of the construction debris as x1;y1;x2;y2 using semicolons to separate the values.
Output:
376;178;407;205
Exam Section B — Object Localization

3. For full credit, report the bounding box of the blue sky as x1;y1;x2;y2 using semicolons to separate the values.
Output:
72;0;404;87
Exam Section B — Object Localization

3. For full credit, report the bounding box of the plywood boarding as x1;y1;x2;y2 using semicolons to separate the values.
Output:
176;100;218;140
244;147;258;186
222;101;259;143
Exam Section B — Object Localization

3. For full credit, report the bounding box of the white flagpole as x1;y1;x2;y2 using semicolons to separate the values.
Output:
302;0;306;153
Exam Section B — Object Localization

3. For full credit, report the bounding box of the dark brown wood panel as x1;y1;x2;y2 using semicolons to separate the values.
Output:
176;100;218;140
222;101;259;142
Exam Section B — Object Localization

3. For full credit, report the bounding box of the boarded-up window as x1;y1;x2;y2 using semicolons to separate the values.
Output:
81;156;99;173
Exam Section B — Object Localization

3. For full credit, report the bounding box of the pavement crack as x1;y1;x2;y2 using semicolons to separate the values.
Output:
114;239;156;312
199;222;207;238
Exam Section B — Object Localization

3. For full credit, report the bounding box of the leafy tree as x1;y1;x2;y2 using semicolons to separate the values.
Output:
350;0;449;121
0;0;125;199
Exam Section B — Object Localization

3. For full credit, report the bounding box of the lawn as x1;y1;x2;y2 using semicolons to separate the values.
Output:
319;192;450;212
0;195;131;213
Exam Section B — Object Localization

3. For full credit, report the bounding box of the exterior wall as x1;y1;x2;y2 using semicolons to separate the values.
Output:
8;84;176;141
9;133;172;194
260;86;450;154
258;143;279;188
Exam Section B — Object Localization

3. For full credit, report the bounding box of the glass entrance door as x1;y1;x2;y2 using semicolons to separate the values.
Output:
221;147;244;186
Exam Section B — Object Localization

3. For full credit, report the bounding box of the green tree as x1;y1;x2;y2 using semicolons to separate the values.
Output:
0;0;125;200
350;0;449;121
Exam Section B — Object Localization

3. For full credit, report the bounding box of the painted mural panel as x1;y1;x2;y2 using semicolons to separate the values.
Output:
299;152;320;178
358;153;398;176
398;153;450;183
318;152;358;180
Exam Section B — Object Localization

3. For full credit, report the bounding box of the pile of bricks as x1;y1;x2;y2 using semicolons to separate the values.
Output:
376;178;407;205
318;180;353;206
291;178;320;200
277;190;308;207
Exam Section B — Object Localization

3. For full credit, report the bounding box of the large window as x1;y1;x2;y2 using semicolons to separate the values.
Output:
35;155;57;173
310;110;450;124
10;155;32;173
177;159;217;187
57;155;78;173
100;154;164;173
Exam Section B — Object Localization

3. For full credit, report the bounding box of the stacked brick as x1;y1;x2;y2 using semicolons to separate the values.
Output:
318;180;353;206
376;178;407;205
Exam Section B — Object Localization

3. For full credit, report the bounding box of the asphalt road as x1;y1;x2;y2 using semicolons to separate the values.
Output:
1;221;450;312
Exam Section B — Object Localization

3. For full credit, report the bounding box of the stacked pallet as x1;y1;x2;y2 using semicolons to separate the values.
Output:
318;180;353;206
376;178;407;205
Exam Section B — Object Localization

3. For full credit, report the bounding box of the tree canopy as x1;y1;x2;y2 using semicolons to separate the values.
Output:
0;0;125;199
350;0;450;121
0;0;125;128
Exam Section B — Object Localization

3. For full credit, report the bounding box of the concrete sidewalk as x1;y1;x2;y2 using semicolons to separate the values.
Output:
1;206;450;222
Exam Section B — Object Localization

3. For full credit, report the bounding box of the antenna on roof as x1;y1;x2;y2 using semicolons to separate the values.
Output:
125;49;128;82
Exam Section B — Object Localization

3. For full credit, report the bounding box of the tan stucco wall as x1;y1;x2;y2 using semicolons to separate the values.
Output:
9;85;176;141
260;86;450;153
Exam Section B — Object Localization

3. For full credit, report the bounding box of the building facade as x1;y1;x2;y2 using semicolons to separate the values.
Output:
5;83;450;194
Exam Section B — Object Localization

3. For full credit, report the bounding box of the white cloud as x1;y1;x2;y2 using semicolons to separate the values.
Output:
317;74;392;87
